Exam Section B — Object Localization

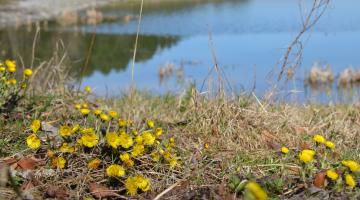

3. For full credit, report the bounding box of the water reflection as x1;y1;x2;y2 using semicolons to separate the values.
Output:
0;26;180;78
104;0;248;14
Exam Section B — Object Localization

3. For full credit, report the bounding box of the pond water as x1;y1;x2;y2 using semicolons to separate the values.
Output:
1;0;360;102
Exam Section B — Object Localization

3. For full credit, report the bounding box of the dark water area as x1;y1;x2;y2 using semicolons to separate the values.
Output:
0;0;360;103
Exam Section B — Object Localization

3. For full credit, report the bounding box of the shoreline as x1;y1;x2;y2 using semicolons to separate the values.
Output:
0;0;121;29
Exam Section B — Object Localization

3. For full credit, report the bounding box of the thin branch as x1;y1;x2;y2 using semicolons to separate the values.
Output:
131;0;144;82
31;26;40;69
266;0;330;100
78;19;97;92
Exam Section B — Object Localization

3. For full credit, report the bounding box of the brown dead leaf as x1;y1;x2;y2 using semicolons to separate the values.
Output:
17;157;37;170
313;171;326;188
89;183;119;199
261;130;281;150
45;186;69;200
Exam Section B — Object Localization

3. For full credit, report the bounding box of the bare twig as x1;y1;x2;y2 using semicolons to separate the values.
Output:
266;0;330;100
78;29;96;91
153;180;183;200
131;0;144;82
31;25;40;69
252;92;267;113
200;27;233;96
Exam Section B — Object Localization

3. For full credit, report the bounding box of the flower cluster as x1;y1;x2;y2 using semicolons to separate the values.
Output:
25;87;180;196
125;175;151;196
280;134;359;191
313;134;335;149
0;59;33;110
26;120;41;150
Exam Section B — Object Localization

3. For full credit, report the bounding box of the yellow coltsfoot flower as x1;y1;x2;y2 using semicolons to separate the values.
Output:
60;143;75;153
147;120;155;128
134;175;150;192
24;68;33;77
325;141;335;149
26;134;41;150
245;181;268;200
135;135;143;144
124;159;134;167
299;149;315;164
30;120;41;133
169;157;178;168
313;134;325;144
51;156;66;169
108;110;118;118
59;125;73;137
106;164;125;177
120;153;131;162
342;160;360;172
94;109;102;116
302;149;315;156
8;79;16;85
125;175;150;196
163;151;171;160
120;153;134;167
80;127;94;134
119;131;134;149
80;108;91;116
151;152;160;162
142;131;155;146
118;119;127;127
125;176;138;196
78;132;99;148
155;128;163;137
348;161;359;172
5;59;16;73
71;124;80;133
100;114;109;121
345;174;356;188
326;169;339;181
281;147;289;154
74;104;81;109
131;129;138;136
132;144;145;157
106;132;120;149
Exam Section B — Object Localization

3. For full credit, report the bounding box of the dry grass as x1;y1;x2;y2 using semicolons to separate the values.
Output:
2;86;360;199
